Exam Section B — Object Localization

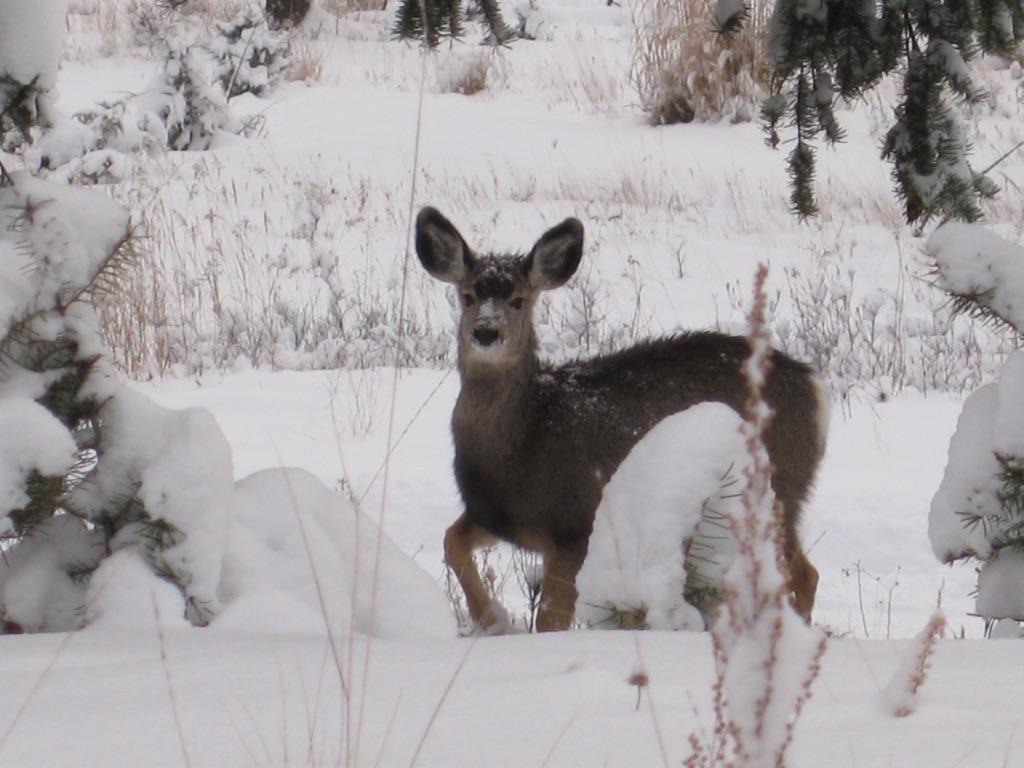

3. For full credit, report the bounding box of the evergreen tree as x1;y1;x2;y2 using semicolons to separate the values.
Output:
927;221;1024;635
0;1;67;151
0;170;233;632
266;0;311;29
392;0;515;48
720;0;1023;223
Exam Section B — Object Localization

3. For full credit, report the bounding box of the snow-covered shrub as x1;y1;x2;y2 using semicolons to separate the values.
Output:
140;32;239;152
928;223;1024;634
30;8;277;182
630;0;768;125
209;10;291;99
267;0;311;29
27;101;163;184
434;50;494;96
0;173;235;631
575;404;745;631
0;173;450;635
0;0;69;150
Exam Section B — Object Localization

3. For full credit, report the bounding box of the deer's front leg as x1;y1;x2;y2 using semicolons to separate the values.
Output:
443;514;509;633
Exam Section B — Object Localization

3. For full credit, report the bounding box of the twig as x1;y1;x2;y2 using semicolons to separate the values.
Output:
353;12;431;767
539;707;582;768
978;140;1024;177
407;639;477;767
152;591;194;768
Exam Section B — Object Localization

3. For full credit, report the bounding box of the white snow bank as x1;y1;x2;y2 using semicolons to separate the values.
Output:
576;404;745;631
218;467;455;639
928;222;1024;333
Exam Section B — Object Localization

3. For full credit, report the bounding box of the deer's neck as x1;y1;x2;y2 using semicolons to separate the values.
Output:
453;354;539;451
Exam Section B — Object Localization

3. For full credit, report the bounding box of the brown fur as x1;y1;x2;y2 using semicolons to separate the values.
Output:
416;207;828;632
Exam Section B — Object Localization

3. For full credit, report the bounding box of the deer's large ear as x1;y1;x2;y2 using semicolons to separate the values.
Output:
526;217;584;291
415;207;474;284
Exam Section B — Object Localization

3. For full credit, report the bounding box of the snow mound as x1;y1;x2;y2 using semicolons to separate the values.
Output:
218;468;455;639
85;549;189;632
575;403;746;631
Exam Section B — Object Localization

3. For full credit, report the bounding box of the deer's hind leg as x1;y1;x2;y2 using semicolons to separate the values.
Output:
536;541;587;633
444;514;509;632
787;548;818;622
773;491;819;623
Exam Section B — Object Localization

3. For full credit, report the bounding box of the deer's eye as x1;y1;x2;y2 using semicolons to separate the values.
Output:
461;293;476;307
510;297;524;310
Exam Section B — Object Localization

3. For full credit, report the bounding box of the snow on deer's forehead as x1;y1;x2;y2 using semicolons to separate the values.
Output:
471;254;527;299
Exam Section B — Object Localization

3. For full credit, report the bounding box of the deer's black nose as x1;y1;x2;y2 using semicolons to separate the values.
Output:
472;327;500;346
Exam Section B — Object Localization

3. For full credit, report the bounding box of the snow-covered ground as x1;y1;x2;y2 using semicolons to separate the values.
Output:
3;0;1024;765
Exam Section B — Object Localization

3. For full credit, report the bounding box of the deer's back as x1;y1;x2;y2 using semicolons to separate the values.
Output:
453;331;825;550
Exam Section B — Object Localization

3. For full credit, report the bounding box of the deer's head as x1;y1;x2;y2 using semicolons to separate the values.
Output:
415;207;584;372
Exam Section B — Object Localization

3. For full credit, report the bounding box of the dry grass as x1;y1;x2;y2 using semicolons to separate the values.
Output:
434;50;496;96
288;40;326;83
631;0;772;124
320;0;386;13
555;42;625;114
66;0;259;59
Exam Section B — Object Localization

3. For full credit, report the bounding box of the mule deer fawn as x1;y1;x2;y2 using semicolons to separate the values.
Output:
415;207;829;632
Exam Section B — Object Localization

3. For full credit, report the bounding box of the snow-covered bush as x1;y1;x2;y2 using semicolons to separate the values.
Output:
575;404;745;631
928;223;1024;634
29;7;290;181
0;173;234;631
267;0;311;29
0;0;69;150
209;10;291;99
139;31;239;152
28;101;162;184
0;172;452;635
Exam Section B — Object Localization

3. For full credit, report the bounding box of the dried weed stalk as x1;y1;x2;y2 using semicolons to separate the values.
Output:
881;609;946;718
687;264;826;768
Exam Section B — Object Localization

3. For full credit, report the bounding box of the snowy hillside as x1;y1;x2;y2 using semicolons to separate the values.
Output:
3;0;1024;765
